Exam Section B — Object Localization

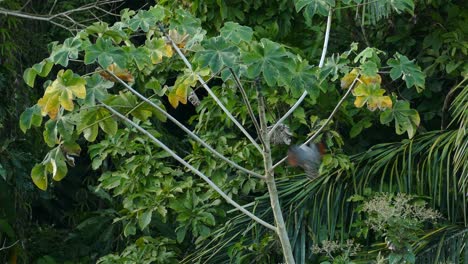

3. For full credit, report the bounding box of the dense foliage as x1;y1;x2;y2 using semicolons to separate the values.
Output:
1;0;466;263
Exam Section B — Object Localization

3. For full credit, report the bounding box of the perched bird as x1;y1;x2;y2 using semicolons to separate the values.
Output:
287;143;325;179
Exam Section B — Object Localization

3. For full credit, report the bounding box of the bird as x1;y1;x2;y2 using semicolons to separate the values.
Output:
287;142;325;179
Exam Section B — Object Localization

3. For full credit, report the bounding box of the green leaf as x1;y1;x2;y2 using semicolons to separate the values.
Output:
220;22;253;44
294;0;335;23
380;100;420;138
354;47;383;66
387;53;425;92
43;119;58;147
49;37;82;67
78;106;118;141
84;74;113;106
32;60;54;77
86;22;127;43
19;105;43;133
56;116;75;141
124;46;151;71
50;151;68;181
98;115;118;136
138;210;152;230
84;38;127;68
350;118;372;138
360;61;379;76
145;38;173;64
24;60;54;88
124;222;136;237
390;0;414;15
176;225;188;243
286;57;320;98
31;164;47;191
196;37;239;73
242;39;294;86
127;6;165;32
23;68;37;88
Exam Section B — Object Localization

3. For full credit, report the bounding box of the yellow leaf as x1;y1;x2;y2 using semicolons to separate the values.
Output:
378;96;393;110
361;74;382;85
341;68;359;89
60;89;74;111
354;96;367;108
175;85;188;105
164;44;173;58
168;29;189;49
99;64;134;83
37;92;60;119
168;90;179;108
69;84;86;99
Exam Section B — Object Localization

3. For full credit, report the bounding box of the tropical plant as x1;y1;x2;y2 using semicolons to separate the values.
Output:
9;0;468;263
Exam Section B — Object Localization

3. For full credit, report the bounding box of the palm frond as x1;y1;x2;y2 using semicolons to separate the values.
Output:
184;81;468;262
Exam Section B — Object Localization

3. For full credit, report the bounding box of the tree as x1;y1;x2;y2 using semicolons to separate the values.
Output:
18;0;467;263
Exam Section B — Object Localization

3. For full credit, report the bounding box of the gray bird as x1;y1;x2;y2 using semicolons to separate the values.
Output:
287;143;324;179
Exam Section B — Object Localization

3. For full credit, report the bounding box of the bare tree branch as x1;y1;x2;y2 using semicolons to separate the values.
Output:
268;10;333;137
162;28;263;153
106;71;265;180
101;103;276;231
0;0;124;30
0;239;19;252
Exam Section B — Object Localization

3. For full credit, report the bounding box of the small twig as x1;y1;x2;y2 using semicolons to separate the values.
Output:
0;0;123;30
0;239;19;252
106;71;265;179
48;0;58;15
268;10;333;137
229;68;264;146
272;75;360;169
162;26;263;153
101;103;275;231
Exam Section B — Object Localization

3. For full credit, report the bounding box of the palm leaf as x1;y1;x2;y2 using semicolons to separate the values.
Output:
184;81;468;263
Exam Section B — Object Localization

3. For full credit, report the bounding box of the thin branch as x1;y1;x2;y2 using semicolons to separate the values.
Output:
162;26;263;153
268;10;333;137
0;239;19;252
106;71;265;179
272;75;360;169
101;103;275;231
229;68;264;146
0;0;123;30
48;0;58;15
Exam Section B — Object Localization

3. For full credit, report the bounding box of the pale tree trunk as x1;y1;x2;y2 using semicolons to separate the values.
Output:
257;85;296;264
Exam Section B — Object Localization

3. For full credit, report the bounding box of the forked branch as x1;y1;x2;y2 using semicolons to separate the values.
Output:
106;71;265;179
101;103;276;231
161;27;263;153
